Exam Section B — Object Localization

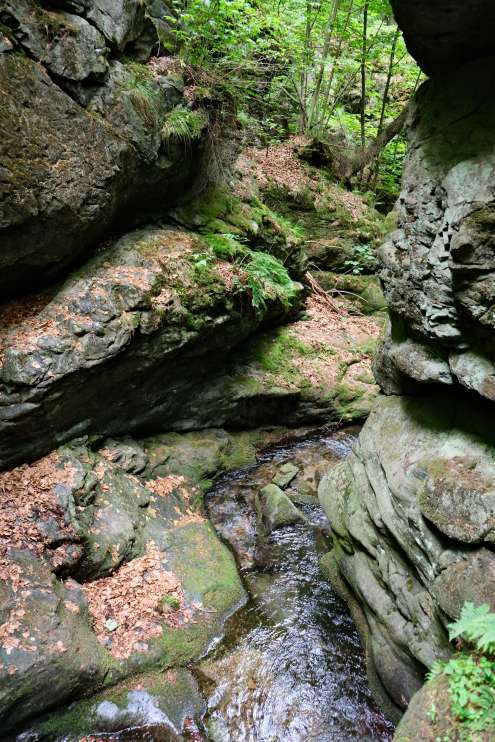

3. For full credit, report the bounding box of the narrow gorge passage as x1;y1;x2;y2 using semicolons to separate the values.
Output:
200;430;394;741
3;1;494;740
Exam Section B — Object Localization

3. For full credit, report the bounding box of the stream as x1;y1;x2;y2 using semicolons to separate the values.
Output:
17;427;394;742
198;427;394;742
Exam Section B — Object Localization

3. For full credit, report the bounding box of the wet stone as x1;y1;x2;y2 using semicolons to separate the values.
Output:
272;461;299;489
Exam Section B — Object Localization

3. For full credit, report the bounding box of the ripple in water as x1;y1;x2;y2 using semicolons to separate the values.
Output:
200;427;394;742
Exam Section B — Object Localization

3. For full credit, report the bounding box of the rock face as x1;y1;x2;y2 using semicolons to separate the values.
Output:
0;2;202;296
318;4;495;730
391;0;495;75
319;395;495;717
0;226;302;469
377;58;495;396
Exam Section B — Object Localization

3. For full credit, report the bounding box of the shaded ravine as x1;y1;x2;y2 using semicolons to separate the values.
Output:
16;429;393;742
198;429;394;741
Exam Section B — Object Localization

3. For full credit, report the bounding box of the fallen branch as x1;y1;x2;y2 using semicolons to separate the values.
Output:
304;271;339;312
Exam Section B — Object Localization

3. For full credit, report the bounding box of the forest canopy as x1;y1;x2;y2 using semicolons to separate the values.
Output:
170;0;421;201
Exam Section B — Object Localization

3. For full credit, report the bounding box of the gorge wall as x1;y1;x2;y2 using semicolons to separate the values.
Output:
319;0;495;729
0;2;388;735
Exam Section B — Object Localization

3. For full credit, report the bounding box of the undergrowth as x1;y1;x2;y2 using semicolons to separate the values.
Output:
428;602;495;740
161;105;208;145
192;233;300;314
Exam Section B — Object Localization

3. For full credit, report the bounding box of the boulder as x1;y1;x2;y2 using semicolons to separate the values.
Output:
256;484;305;532
272;462;299;489
394;673;495;742
86;0;146;49
157;294;383;431
391;0;495;75
23;668;203;740
314;272;387;315
3;0;109;81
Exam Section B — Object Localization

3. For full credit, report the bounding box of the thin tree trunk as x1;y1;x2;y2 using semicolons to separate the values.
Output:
369;25;400;187
359;0;369;150
307;0;341;131
318;0;354;129
349;103;408;178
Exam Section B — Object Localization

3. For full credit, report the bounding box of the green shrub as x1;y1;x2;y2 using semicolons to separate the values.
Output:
428;603;495;739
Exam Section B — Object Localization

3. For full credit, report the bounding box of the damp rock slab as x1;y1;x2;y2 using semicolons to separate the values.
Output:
0;440;245;733
0;225;302;470
318;394;495;717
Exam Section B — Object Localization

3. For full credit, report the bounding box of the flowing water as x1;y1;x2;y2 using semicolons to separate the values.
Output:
198;427;394;742
19;427;394;742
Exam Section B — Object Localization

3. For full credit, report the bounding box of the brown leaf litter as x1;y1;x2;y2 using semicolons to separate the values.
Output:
286;293;381;391
82;541;186;660
0;452;79;589
236;136;312;197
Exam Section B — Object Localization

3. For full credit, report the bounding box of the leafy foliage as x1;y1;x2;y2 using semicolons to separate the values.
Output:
344;243;376;274
193;233;300;314
428;603;495;738
170;0;421;199
448;602;495;655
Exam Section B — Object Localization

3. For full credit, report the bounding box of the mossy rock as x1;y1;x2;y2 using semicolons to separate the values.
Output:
255;484;305;532
29;669;204;741
314;272;387;314
394;674;495;742
169;185;306;277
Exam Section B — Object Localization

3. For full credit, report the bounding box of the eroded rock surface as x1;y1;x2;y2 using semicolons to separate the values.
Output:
0;2;201;296
319;395;495;718
376;58;495;397
0;226;302;469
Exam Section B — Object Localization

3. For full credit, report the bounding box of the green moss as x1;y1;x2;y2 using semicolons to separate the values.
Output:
35;669;202;739
162;594;181;611
219;432;260;471
169;186;305;276
254;327;311;373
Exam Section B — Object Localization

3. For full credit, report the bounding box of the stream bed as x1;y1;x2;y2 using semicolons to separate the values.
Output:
198;427;394;742
17;427;393;742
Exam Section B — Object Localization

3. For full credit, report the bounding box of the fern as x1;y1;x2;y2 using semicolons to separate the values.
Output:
191;234;300;314
448;602;495;655
427;603;495;737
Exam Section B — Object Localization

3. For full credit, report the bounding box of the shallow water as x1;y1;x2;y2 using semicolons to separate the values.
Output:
199;427;394;742
18;427;394;742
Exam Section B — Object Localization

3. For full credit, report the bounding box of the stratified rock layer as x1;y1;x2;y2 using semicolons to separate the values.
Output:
316;25;495;737
0;226;302;469
319;395;495;718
